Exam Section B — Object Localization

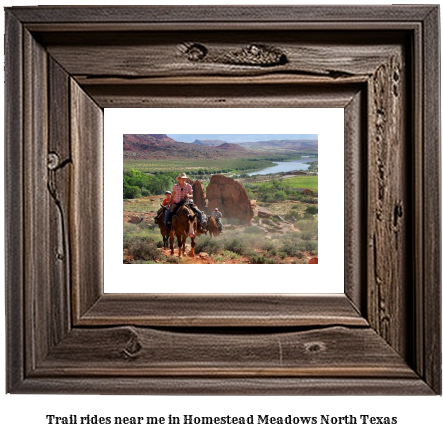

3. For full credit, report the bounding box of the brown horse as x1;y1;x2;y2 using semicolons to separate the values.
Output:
170;205;198;257
207;216;221;238
154;207;170;249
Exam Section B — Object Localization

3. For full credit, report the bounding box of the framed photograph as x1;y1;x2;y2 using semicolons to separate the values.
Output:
107;107;343;294
5;5;441;394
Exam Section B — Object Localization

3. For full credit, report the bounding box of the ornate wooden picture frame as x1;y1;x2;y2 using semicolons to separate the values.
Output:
5;5;441;394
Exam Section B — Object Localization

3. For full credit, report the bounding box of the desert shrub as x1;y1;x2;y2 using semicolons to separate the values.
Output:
165;255;183;264
123;222;139;235
300;231;317;241
213;255;225;264
284;211;302;221
244;226;265;235
130;260;157;264
274;190;287;201
251;256;277;264
246;249;258;258
266;247;277;257
305;205;318;215
278;251;288;260
297;220;318;234
304;240;318;252
125;235;163;261
195;236;223;255
280;240;303;258
222;250;240;260
262;240;276;252
139;219;157;231
124;185;141;199
224;237;247;255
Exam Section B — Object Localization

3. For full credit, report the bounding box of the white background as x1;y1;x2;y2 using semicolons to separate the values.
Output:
106;108;344;294
1;1;442;438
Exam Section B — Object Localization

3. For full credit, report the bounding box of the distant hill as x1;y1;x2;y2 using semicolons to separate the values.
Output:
193;139;224;146
238;139;318;154
216;142;245;152
123;134;250;160
123;134;176;153
168;134;318;143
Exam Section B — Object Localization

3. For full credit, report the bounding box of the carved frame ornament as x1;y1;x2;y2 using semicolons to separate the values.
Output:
5;6;441;394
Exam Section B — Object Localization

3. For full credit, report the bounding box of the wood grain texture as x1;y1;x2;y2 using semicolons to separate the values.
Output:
23;30;50;372
8;5;436;23
366;51;409;358
41;31;402;80
5;11;24;392
70;81;104;320
82;83;361;109
48;58;72;345
13;376;434;396
80;294;367;327
4;5;441;394
37;326;414;378
422;7;441;394
344;90;366;314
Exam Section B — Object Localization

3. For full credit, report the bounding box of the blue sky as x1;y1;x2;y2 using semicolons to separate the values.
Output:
167;134;317;143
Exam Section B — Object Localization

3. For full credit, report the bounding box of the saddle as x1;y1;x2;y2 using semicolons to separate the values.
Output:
155;205;167;217
171;200;187;218
167;200;187;231
214;217;222;231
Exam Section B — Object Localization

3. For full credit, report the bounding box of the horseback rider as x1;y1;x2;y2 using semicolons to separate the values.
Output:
162;191;172;207
201;209;207;228
154;191;172;219
165;173;205;233
211;207;223;232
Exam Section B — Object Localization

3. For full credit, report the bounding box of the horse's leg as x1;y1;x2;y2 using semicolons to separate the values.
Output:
176;234;182;257
182;235;187;257
189;237;195;257
169;231;174;255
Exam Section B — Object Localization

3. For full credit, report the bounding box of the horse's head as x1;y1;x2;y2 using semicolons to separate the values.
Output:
187;213;198;238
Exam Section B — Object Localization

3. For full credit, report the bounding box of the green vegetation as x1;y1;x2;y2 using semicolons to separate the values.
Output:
123;153;304;178
123;169;175;199
124;235;165;262
123;223;165;263
305;205;318;215
245;176;318;202
307;161;318;172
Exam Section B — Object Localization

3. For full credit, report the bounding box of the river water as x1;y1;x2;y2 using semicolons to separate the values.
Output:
246;157;317;176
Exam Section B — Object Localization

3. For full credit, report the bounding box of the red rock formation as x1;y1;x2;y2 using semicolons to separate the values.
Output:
192;180;206;211
206;175;253;223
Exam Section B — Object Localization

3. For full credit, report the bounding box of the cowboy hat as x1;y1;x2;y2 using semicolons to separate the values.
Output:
176;172;189;181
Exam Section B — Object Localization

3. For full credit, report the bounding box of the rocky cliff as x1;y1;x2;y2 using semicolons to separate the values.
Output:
206;175;254;224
